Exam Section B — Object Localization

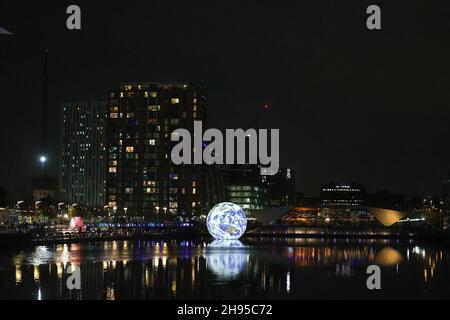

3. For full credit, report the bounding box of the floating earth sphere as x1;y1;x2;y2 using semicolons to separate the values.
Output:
207;202;247;240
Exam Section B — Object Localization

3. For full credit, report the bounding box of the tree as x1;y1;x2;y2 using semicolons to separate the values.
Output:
39;194;57;219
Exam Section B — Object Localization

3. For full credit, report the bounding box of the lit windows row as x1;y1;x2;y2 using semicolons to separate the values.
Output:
109;112;136;119
322;188;361;192
227;186;264;192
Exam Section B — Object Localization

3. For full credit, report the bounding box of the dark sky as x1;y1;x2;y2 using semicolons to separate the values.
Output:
1;0;449;201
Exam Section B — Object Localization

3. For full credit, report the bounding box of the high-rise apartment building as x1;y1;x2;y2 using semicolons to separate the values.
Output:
106;83;206;218
60;101;107;208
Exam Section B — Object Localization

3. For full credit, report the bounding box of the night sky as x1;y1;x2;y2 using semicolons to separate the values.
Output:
1;0;450;201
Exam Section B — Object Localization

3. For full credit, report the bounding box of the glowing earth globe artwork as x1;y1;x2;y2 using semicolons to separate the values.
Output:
206;202;247;240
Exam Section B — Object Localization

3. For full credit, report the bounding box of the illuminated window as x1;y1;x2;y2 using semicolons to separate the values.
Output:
169;202;178;209
144;181;157;187
109;167;117;173
192;188;197;195
169;174;178;180
148;105;160;112
111;107;119;112
110;113;118;119
126;113;135;118
126;146;134;153
192;202;196;208
125;188;134;194
150;92;158;98
109;202;117;208
171;98;180;104
145;188;157;194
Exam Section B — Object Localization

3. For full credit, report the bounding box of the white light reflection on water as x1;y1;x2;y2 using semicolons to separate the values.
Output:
205;240;249;281
2;239;449;300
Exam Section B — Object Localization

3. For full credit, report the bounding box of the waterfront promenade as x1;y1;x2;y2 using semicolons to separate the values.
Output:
1;225;449;248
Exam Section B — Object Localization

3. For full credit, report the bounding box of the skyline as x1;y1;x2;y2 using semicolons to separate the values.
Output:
1;1;450;201
1;1;450;304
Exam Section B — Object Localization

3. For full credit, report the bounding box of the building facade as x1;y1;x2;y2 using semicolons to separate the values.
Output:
224;165;269;211
106;83;206;218
60;101;107;208
265;168;296;207
321;182;365;208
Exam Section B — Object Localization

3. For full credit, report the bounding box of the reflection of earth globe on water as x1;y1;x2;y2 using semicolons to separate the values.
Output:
209;240;245;248
206;202;247;240
206;240;248;280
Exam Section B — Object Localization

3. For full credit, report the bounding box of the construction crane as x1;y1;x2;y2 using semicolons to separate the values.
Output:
251;104;271;130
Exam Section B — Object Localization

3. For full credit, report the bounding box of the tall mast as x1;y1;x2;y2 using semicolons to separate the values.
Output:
40;49;49;174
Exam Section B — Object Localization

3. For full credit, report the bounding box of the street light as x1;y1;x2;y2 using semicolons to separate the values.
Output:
155;207;160;224
39;156;47;174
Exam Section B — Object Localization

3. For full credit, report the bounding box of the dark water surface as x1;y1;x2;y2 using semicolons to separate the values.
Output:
0;238;448;300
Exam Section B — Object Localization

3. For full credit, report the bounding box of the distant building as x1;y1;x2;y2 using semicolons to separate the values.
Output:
32;176;57;204
106;83;206;218
60;101;107;208
296;194;321;207
224;165;269;210
321;182;365;208
443;174;450;224
204;165;227;211
265;168;296;207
